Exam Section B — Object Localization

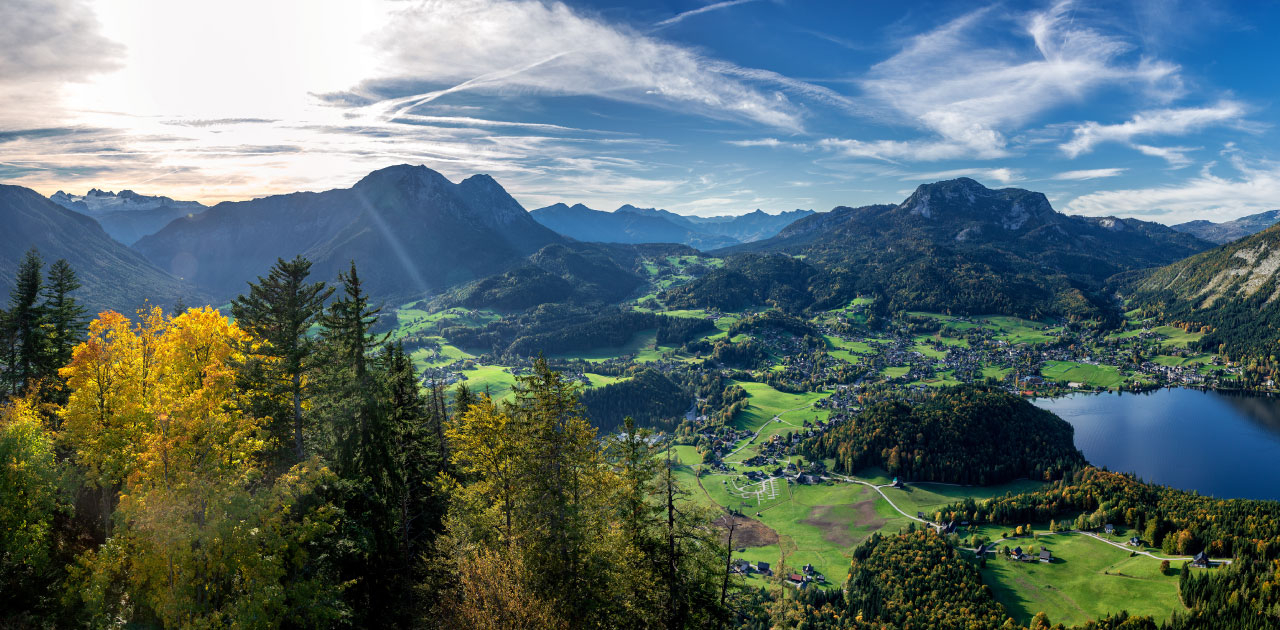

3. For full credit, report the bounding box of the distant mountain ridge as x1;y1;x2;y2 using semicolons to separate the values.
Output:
50;188;208;245
702;178;1214;319
531;203;738;250
134;165;564;303
530;202;812;250
1172;210;1280;244
0;184;201;313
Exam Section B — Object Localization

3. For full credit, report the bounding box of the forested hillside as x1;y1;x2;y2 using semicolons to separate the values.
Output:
808;385;1086;484
1124;224;1280;366
454;243;644;310
945;467;1280;558
719;178;1211;320
0;185;201;313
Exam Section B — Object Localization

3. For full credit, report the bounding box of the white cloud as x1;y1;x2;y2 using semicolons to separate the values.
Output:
1065;159;1280;224
1131;144;1198;167
655;0;758;28
0;0;121;127
904;167;1022;185
1060;101;1245;162
1052;167;1127;180
2;0;832;204
858;1;1181;160
374;0;803;131
817;137;992;162
726;138;784;147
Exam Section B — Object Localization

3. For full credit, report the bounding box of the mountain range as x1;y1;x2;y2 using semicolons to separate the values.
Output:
133;165;565;303
1171;209;1280;245
670;178;1215;319
0;185;201;313
1;168;1248;327
49;188;207;245
530;203;812;250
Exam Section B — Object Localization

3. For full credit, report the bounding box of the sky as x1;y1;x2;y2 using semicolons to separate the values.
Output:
2;0;1279;224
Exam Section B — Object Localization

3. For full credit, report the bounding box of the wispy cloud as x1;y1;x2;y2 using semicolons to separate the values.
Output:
856;1;1181;160
1053;167;1127;180
903;167;1022;185
373;0;803;131
1060;101;1246;162
1065;156;1280;223
726;138;784;148
817;138;978;162
655;0;758;28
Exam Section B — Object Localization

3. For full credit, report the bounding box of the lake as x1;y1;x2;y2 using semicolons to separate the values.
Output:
1033;388;1280;501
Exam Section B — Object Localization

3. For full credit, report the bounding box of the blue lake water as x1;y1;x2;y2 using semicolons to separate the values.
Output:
1033;388;1280;501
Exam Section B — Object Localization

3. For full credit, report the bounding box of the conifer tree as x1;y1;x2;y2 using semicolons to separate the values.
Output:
231;255;332;460
40;258;86;405
4;249;47;397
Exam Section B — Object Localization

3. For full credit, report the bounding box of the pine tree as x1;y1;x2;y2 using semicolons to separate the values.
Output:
317;260;388;478
40;258;86;405
231;256;332;460
379;343;446;562
4;249;48;397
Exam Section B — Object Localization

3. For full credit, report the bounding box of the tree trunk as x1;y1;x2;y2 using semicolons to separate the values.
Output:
721;515;737;621
293;371;304;460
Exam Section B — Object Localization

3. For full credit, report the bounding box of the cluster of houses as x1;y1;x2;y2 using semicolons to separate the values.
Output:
731;559;773;577
1006;545;1053;563
420;361;471;387
729;559;830;589
784;564;826;589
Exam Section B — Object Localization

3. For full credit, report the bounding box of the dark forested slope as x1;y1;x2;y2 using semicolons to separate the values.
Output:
807;385;1086;484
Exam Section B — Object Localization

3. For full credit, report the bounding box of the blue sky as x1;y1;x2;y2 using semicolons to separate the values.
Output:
2;0;1279;223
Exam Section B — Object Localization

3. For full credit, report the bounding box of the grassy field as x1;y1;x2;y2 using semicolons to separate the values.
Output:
699;476;911;583
882;366;910;379
729;382;829;433
1151;325;1205;348
1041;361;1126;389
878;479;1047;520
1152;354;1213;367
982;366;1012;380
977;532;1186;626
978;316;1061;345
825;335;875;364
912;343;948;359
408;340;476;370
584;372;630;388
461;364;519;400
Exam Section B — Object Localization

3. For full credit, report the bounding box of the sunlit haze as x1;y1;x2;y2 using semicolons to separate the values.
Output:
3;0;1279;221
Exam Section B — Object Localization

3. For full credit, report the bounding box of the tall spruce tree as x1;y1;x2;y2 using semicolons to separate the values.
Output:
231;256;332;460
313;261;399;622
317;261;388;476
378;342;448;617
4;249;47;397
40;258;86;405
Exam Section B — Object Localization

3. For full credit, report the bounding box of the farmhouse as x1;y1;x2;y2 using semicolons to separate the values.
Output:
1104;524;1115;534
1039;549;1053;563
1192;551;1212;568
1128;536;1143;547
